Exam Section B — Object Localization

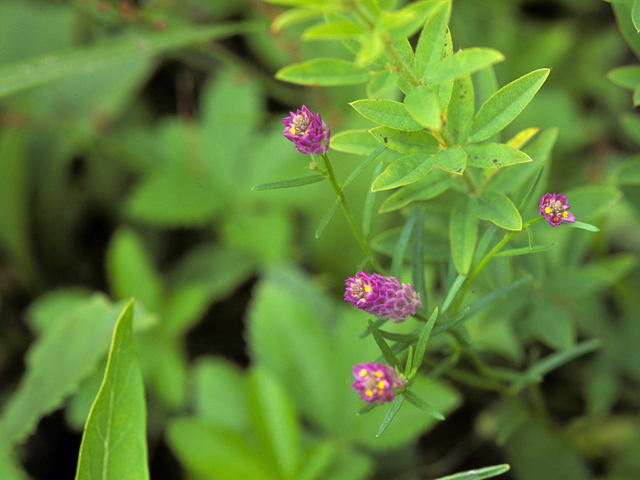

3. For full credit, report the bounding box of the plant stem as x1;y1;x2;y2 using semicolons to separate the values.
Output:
321;154;384;272
451;216;544;314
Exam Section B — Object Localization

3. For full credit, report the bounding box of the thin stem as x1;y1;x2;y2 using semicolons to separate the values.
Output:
451;216;544;314
322;154;384;272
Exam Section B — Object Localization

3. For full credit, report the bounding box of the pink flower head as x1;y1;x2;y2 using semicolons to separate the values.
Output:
540;192;576;226
344;272;421;323
282;105;331;155
352;362;404;404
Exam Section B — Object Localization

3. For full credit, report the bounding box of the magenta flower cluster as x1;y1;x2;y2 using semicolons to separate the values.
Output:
352;362;404;404
540;192;576;226
282;105;331;155
344;272;421;323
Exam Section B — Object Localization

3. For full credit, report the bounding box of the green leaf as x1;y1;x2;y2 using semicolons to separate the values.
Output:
247;367;300;479
473;191;522;230
368;320;403;371
276;58;370;86
372;153;434;191
402;389;445;420
363;163;385;238
413;308;439;373
330;129;396;159
432;307;470;336
366;70;398;98
271;8;324;32
621;112;640;145
167;418;278;480
450;198;478;275
529;301;575;351
412;209;428;313
425;48;504;84
615;153;640;185
0;295;123;445
392;209;420;280
302;20;364;39
0;23;254;99
441;274;466;313
565;184;621;221
379;170;453;213
376;395;404;437
414;1;452;79
75;300;149;480
566;221;600;232
634;0;640;32
370;126;439;155
252;175;325;191
351;99;423;131
464;143;532;168
404;85;441;129
107;228;163;312
608;65;640;90
495;243;557;257
432;464;510;480
0;437;27;480
436;146;467;174
445;74;475;145
469;69;550;142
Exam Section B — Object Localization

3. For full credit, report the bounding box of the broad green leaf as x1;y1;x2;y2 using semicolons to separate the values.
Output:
0;295;123;445
74;300;148;480
372;153;434;191
0;438;27;480
435;28;455;114
107;228;163;312
330;129;396;160
0;23;254;99
473;191;522;230
620;112;640;144
616;153;640;185
415;1;452;79
252;175;325;190
379;170;453;212
389;0;443;39
167;418;278;480
433;464;510;480
376;395;404;437
608;65;640;90
370;126;439;154
436;146;467;174
450;198;478;275
271;8;324;32
247;367;300;479
276;58;370;86
472;66;499;117
464;143;532;168
506;127;540;150
390;37;415;94
495;243;557;257
445;74;474;145
565;185;621;221
366;70;397;98
302;20;364;39
424;48;504;84
404;85;441;129
351;99;423;131
469;69;550;142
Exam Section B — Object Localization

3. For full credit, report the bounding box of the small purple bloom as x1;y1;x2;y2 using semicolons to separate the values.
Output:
540;192;576;226
282;105;331;155
352;362;404;404
344;272;421;323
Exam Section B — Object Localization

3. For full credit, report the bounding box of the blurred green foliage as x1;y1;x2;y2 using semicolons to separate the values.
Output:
0;0;640;480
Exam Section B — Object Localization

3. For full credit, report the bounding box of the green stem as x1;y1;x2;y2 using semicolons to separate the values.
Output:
451;216;544;314
321;154;384;272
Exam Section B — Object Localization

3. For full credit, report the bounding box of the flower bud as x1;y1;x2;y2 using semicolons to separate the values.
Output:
352;362;404;404
282;105;331;155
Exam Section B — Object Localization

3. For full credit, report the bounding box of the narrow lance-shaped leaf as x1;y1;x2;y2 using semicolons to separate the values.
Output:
376;395;404;437
276;58;370;86
367;320;403;371
469;69;550;143
363;163;384;238
450;198;478;274
380;170;453;213
0;23;256;99
432;464;510;480
75;299;149;480
424;48;504;84
372;153;434;191
392;209;420;280
402;389;444;420
495;243;557;257
351;99;423;131
252;175;325;191
413;307;438;374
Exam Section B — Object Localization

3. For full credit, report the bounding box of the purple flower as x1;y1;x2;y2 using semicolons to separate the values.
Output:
282;105;331;155
540;192;576;226
344;272;421;323
352;362;404;404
